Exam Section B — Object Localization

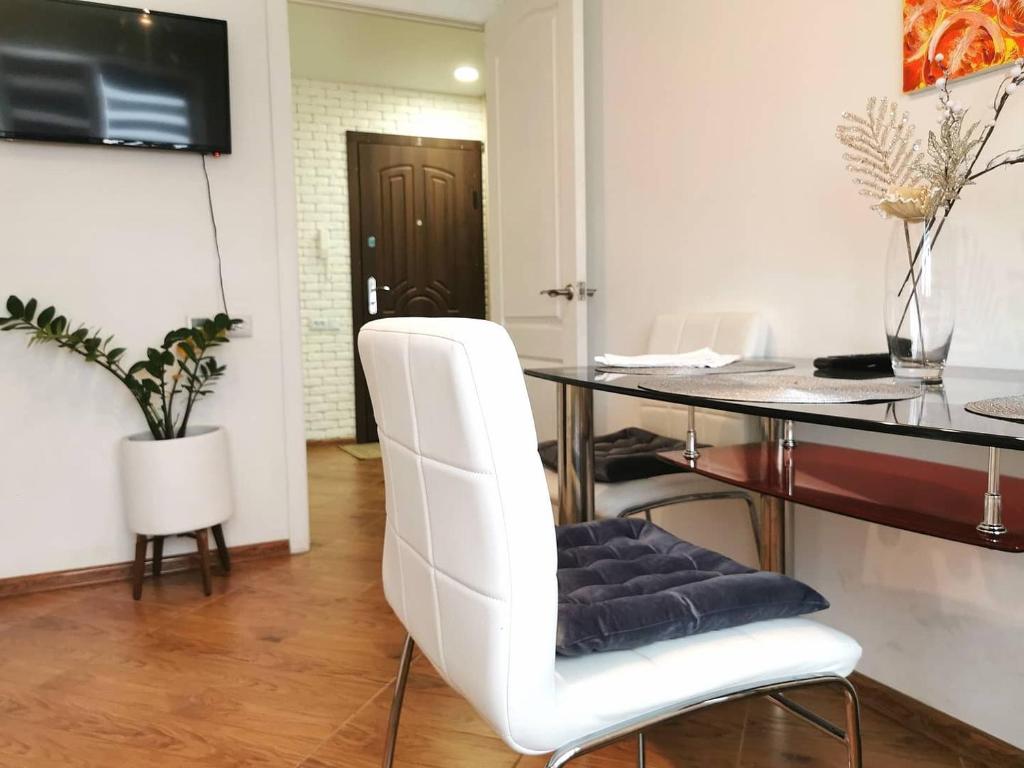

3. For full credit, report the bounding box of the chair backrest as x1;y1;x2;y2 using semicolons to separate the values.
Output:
357;317;559;752
641;312;768;444
646;311;767;358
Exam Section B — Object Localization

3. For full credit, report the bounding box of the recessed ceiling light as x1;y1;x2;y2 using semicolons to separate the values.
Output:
453;66;480;83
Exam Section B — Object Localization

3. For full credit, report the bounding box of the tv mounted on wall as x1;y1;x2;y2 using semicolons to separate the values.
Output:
0;0;231;154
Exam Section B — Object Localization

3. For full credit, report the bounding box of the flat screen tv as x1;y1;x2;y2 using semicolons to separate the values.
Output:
0;0;231;153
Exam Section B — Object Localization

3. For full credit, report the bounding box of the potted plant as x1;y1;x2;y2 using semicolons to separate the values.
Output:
0;295;241;594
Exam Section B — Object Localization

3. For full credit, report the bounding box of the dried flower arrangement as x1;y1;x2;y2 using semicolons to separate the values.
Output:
836;53;1024;357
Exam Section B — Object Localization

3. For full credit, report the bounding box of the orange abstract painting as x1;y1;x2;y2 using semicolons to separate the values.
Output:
904;0;1024;92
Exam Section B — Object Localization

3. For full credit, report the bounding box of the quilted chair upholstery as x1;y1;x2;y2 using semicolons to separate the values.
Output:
555;518;829;656
358;317;862;762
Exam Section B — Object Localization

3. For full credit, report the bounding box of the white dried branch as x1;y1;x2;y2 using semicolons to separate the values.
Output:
837;97;924;212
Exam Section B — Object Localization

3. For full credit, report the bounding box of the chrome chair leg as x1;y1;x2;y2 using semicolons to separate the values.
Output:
382;634;415;768
620;491;762;566
842;680;863;768
636;732;646;768
544;675;859;768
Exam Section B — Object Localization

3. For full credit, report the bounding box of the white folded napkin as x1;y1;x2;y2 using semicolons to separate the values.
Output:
594;348;740;369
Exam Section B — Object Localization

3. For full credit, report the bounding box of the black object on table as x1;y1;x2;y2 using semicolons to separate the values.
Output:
812;353;893;379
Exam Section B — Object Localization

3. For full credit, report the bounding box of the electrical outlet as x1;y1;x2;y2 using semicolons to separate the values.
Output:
188;314;253;339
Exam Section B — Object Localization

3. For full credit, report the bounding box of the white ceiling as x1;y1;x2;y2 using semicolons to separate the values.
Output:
301;0;502;27
289;4;486;96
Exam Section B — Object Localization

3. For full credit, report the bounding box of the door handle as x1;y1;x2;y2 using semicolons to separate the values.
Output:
368;276;378;315
540;284;576;300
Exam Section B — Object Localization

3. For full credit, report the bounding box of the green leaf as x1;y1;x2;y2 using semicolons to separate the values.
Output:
70;328;88;344
23;299;37;323
163;329;190;348
128;361;148;376
161;350;174;366
51;316;67;334
107;347;126;362
6;296;24;318
37;306;55;329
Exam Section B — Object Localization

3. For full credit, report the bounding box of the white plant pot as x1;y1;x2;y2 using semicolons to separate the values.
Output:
121;426;235;537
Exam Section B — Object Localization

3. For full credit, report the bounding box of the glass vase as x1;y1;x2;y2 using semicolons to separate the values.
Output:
884;218;961;383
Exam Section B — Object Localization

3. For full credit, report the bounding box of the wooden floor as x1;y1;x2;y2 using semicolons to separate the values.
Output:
0;445;987;767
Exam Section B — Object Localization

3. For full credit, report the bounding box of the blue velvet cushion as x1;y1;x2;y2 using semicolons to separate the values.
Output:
555;518;829;656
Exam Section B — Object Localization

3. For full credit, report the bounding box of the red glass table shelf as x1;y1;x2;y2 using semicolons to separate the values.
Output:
660;442;1024;553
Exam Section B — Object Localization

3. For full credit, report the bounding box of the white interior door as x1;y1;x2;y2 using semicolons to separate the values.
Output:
485;0;587;440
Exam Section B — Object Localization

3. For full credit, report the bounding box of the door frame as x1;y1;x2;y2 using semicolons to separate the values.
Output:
347;131;486;443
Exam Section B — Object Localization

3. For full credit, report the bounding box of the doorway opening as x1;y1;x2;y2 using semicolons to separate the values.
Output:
288;2;488;445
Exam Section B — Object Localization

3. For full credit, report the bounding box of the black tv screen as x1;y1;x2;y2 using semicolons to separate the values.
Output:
0;0;231;153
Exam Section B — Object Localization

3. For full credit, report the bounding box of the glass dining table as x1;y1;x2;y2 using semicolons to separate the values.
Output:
524;361;1024;572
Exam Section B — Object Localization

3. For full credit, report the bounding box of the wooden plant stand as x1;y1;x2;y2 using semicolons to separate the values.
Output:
131;524;231;600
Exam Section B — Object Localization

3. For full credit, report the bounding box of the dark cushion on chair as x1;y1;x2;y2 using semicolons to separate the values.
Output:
538;427;691;483
555;518;829;656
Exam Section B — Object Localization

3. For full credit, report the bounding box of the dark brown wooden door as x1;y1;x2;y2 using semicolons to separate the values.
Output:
348;132;485;443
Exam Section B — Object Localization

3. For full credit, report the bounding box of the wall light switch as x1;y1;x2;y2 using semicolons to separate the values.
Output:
310;317;341;331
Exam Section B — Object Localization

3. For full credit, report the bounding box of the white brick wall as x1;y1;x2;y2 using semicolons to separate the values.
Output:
292;79;488;440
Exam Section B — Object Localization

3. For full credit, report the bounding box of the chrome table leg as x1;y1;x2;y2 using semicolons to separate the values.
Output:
382;635;415;768
563;384;595;523
782;418;796;449
683;405;700;461
636;732;646;768
759;418;787;573
556;382;570;525
977;447;1007;537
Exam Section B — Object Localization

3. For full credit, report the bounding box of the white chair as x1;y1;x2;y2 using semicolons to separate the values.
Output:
544;312;767;549
358;317;862;768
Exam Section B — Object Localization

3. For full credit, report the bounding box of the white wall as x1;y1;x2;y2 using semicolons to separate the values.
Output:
292;79;487;440
0;0;309;578
585;0;1024;748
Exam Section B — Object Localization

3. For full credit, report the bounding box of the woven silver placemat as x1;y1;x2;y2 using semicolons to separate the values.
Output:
638;373;922;403
965;394;1024;423
595;359;795;376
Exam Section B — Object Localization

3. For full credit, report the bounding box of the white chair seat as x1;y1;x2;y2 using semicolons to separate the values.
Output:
547;618;859;748
544;467;746;518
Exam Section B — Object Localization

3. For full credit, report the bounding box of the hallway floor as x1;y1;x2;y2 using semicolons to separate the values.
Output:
0;446;986;766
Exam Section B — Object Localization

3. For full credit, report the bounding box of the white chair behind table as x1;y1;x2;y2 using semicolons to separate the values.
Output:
544;312;768;557
358;316;863;768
